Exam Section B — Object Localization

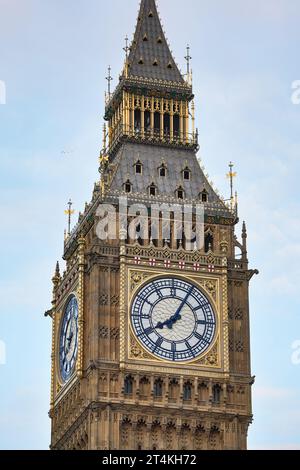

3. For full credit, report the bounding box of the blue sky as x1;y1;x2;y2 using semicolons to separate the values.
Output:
0;0;300;450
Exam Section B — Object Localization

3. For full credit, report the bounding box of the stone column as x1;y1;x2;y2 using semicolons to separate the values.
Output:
160;98;164;139
141;95;145;139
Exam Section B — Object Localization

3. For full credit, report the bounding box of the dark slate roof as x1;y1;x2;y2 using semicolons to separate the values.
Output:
107;142;231;217
128;0;185;83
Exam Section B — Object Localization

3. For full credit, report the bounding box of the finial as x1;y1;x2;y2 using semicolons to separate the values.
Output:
242;221;248;259
226;162;237;210
52;261;61;288
123;35;130;60
55;261;60;278
64;199;75;236
106;65;113;97
123;36;130;78
185;45;192;82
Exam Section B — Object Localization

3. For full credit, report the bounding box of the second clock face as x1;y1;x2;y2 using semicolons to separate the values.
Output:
59;295;78;382
131;277;216;362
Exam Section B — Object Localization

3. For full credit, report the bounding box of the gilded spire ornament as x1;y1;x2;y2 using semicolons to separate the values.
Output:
64;199;75;236
226;162;237;210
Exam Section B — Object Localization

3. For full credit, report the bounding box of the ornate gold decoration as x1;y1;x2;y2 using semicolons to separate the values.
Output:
198;279;217;302
130;270;152;293
198;343;219;367
129;334;152;360
127;267;221;368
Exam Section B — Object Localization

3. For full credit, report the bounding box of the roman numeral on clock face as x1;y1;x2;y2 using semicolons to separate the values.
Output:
144;326;154;335
153;337;163;352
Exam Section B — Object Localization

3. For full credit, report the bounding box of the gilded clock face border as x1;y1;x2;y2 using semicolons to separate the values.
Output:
127;268;221;367
55;289;80;390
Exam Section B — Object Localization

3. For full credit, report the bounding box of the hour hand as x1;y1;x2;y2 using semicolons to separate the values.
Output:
155;312;181;330
67;332;73;344
155;320;166;330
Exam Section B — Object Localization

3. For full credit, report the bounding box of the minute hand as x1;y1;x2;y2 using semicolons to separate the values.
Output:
173;286;194;319
155;286;194;330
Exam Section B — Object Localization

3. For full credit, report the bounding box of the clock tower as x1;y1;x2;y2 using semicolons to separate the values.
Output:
47;0;257;450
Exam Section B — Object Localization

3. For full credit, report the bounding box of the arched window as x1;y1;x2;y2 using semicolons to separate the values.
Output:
134;110;141;132
124;376;133;396
124;180;132;194
154;112;160;132
159;164;167;177
205;232;213;252
149;183;157;197
183;167;191;181
144;110;151;131
200;189;208;203
176;186;184;200
135;160;143;175
183;382;192;401
212;384;222;404
173;115;180;137
164;113;170;135
154;379;163;397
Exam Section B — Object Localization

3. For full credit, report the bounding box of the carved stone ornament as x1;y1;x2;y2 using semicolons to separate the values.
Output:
197;343;219;367
130;335;152;360
198;279;217;302
130;270;151;292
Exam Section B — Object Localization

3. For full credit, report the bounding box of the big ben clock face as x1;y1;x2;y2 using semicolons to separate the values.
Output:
131;277;216;362
59;295;79;382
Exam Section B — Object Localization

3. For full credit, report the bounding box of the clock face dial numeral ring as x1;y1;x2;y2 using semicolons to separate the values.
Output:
131;277;216;363
59;296;79;382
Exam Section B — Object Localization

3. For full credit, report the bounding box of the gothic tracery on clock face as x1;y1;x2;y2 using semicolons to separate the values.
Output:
131;277;217;362
59;295;79;382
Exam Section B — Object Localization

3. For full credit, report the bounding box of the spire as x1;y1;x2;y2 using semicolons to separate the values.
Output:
52;261;61;286
55;261;60;278
127;0;184;83
64;199;75;236
242;221;248;260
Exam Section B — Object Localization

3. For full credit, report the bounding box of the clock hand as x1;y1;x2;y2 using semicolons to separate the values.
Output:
65;331;74;354
67;332;74;343
156;316;177;330
173;286;194;318
155;287;193;330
